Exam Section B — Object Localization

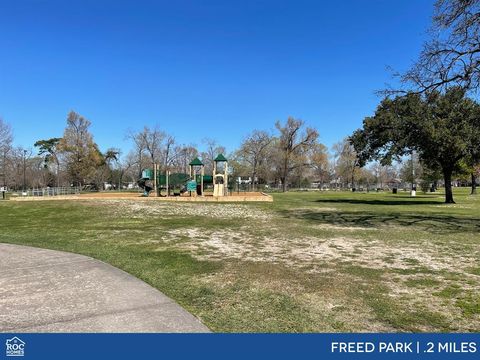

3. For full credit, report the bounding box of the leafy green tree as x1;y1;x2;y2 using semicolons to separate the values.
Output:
104;148;120;166
472;164;480;194
59;111;103;186
422;164;442;192
351;87;480;203
465;133;480;195
34;138;62;186
104;148;121;188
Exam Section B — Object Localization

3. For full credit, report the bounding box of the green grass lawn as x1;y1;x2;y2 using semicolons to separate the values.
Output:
1;189;479;332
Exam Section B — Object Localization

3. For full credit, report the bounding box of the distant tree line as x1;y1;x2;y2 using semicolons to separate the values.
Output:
2;108;476;195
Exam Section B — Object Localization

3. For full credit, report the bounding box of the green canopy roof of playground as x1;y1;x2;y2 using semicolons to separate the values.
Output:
189;157;204;166
214;154;228;162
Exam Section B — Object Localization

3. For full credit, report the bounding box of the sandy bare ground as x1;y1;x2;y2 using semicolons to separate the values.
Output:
10;191;272;202
103;199;479;332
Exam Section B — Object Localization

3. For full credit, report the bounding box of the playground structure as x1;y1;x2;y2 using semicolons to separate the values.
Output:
138;154;232;198
7;154;273;202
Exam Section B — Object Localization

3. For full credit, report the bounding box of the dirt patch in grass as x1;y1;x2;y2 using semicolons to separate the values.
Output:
104;200;272;221
161;227;478;275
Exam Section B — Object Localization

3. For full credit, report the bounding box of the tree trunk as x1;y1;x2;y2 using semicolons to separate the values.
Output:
2;151;7;188
55;159;61;188
252;160;257;192
282;154;289;192
444;169;455;204
351;169;355;190
119;170;124;191
471;172;477;195
138;150;143;179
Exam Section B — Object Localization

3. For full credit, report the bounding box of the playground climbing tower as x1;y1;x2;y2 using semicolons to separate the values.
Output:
189;157;204;196
213;154;228;197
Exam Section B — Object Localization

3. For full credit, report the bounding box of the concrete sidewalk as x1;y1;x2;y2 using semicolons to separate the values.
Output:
0;243;209;332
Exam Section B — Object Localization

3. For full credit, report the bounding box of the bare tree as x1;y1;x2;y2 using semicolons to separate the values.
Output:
125;129;147;178
275;117;318;192
0;118;13;188
162;135;176;171
333;138;360;189
139;126;165;167
0;118;12;149
369;162;387;189
7;147;33;191
310;142;330;188
238;130;273;190
171;144;198;173
122;151;141;185
201;138;226;174
397;0;480;93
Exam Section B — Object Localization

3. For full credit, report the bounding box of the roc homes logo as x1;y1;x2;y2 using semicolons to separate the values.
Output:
5;337;25;357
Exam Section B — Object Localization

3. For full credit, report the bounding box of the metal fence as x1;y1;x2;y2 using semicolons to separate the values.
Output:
10;186;82;198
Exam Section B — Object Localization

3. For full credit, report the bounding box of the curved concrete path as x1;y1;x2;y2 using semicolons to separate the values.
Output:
0;243;209;332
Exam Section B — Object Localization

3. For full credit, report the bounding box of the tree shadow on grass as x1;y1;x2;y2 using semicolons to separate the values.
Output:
279;209;480;233
314;198;441;206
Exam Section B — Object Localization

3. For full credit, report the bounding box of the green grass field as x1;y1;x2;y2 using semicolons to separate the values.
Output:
1;189;479;332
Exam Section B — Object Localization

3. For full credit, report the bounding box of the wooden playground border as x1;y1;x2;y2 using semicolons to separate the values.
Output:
9;192;273;202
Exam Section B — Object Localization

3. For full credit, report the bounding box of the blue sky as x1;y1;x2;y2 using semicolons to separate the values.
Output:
0;0;434;156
